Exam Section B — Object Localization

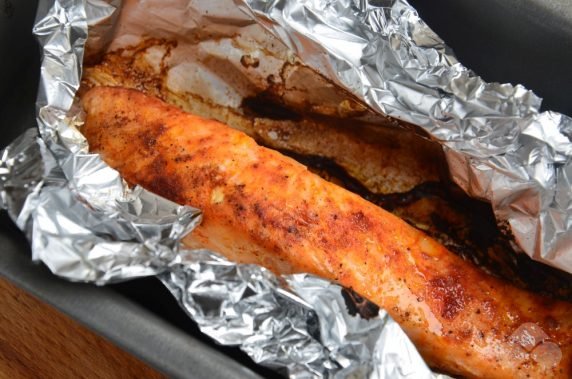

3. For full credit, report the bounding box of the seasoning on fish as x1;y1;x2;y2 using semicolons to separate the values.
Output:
82;87;572;379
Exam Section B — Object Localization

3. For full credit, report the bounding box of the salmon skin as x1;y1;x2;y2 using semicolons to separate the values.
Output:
82;87;572;378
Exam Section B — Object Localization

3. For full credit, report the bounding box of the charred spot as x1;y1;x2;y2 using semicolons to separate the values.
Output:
173;154;194;163
341;288;379;320
287;225;299;235
110;113;131;128
142;132;157;149
146;156;184;204
227;193;246;218
252;202;284;230
139;123;167;150
251;200;305;239
428;274;468;320
190;165;224;188
253;202;264;220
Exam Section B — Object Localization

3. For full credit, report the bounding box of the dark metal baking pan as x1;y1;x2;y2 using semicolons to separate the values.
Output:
1;0;571;378
0;215;263;378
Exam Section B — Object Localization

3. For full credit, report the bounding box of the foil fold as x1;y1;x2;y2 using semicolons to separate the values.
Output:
162;251;439;378
238;0;572;272
4;0;571;377
0;128;202;283
1;1;445;377
0;128;438;378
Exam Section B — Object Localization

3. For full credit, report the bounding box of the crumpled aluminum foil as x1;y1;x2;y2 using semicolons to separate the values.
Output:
162;253;439;378
4;0;571;377
0;130;440;378
237;0;572;273
1;2;448;378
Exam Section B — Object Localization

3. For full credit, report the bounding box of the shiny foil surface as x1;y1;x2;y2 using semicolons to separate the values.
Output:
0;129;440;378
1;0;448;377
237;0;572;273
2;0;570;377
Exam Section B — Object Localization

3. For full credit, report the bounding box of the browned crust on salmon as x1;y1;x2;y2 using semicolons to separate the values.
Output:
82;86;572;379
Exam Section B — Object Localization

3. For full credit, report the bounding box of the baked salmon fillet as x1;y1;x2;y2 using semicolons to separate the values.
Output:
81;87;572;378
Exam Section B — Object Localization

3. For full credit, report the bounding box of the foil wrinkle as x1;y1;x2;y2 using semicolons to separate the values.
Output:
0;0;450;377
238;0;572;273
6;0;572;377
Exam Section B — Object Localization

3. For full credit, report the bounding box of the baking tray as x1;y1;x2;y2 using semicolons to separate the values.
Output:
0;0;571;378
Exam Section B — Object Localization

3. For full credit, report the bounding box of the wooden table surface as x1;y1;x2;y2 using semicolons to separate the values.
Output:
0;276;165;379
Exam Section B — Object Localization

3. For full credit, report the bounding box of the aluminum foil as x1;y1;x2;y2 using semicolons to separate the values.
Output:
4;0;570;377
161;253;439;378
237;0;572;273
0;1;448;377
0;129;439;378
